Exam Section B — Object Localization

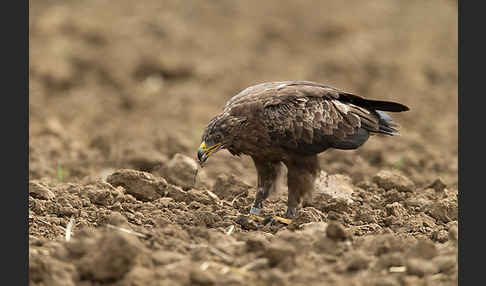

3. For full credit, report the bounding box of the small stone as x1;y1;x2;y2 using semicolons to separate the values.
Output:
428;178;447;192
106;169;167;201
432;255;457;273
385;202;408;219
427;198;458;223
432;229;449;243
263;242;296;269
314;171;354;203
344;250;371;271
105;212;128;226
77;231;143;281
29;181;55;200
245;235;269;252
406;258;438;277
163;153;200;189
190;266;216;286
326;221;349;241
407;239;438;260
372;170;414;192
212;173;252;201
448;223;458;244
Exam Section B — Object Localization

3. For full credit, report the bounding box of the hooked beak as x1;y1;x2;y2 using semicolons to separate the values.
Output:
197;141;223;165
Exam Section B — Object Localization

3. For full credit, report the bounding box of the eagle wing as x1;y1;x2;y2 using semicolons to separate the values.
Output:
227;81;407;154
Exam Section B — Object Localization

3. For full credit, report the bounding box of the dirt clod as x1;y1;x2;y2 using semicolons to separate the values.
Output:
163;153;200;189
106;169;167;201
406;258;439;277
212;173;252;201
29;181;55;200
76;230;144;281
326;221;349;241
373;170;415;192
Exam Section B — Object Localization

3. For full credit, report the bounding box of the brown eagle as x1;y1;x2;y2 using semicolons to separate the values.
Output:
197;81;409;221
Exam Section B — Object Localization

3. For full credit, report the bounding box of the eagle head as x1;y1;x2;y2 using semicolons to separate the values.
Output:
197;112;245;165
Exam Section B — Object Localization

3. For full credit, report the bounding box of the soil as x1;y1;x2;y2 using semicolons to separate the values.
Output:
29;0;458;285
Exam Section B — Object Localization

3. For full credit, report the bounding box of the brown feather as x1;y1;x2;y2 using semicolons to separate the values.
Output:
200;80;409;219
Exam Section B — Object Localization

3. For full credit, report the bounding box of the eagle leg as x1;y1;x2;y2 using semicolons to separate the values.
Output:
285;154;319;219
250;159;282;217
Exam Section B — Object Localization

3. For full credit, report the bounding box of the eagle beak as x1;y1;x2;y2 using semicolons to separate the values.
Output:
197;142;223;165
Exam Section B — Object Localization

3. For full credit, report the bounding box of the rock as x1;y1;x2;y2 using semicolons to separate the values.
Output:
299;222;329;237
190;266;216;286
343;250;371;271
87;188;115;206
427;197;458;223
165;184;188;202
313;237;343;256
29;254;79;286
326;221;349;241
288;207;326;230
164;153;201;189
407;239;438;260
106;169;167;201
263;241;296;269
428;178;447;192
385;202;408;219
245;235;269;252
448;223;458;244
432;229;449;243
105;212;129;226
29;181;55;200
314;171;354;203
212;173;252;201
432;255;457;273
372;170;415;192
404;196;431;211
122;266;157;286
368;234;409;256
77;230;143;281
406;258;438;277
376;252;405;269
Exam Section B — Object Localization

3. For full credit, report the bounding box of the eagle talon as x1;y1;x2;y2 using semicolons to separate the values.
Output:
223;215;238;221
248;214;265;222
271;215;292;225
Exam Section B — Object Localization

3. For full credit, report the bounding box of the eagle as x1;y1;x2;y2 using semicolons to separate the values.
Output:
197;81;409;222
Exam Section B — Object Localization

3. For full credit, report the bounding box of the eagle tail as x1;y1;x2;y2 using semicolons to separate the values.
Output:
340;92;409;112
375;110;400;136
338;92;407;136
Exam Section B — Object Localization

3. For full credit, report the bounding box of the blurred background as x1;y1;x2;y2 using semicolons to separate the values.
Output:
29;0;458;188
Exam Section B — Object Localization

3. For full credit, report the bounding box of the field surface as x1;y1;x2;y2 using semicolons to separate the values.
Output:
29;1;458;285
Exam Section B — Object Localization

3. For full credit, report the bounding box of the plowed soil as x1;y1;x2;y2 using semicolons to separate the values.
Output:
29;1;458;285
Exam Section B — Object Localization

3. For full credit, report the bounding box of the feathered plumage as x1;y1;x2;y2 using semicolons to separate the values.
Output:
198;81;409;219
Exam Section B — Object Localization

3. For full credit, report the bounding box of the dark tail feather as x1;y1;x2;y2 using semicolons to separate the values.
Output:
340;92;409;112
364;99;409;112
376;111;400;136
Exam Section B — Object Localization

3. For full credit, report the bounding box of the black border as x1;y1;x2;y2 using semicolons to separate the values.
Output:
4;0;28;284
457;0;462;283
